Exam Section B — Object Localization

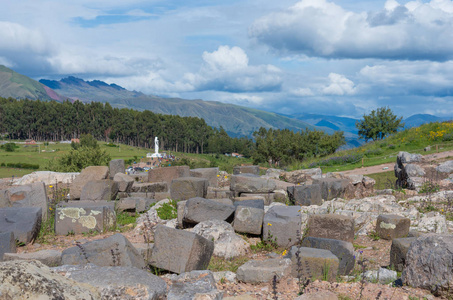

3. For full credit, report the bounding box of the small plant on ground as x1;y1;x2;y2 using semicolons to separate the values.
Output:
208;256;249;273
368;231;380;241
156;199;178;220
251;229;279;252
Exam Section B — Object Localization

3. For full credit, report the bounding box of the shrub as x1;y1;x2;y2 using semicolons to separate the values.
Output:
309;154;363;167
156;200;178;220
364;149;383;157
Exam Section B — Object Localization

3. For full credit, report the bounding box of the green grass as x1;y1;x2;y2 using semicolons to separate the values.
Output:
208;256;250;273
367;171;396;190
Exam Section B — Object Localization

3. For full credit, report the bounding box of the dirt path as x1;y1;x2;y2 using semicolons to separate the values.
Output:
342;149;453;176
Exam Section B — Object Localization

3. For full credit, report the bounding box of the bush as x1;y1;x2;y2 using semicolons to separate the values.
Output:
364;149;383;157
156;200;178;220
105;143;119;147
309;154;363;167
1;143;18;152
5;162;39;169
49;146;110;172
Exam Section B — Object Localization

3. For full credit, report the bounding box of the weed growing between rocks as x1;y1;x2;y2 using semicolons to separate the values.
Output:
155;199;178;220
357;251;369;300
208;256;250;273
272;275;278;300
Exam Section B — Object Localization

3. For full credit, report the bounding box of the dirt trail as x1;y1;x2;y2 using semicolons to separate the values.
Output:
342;149;453;176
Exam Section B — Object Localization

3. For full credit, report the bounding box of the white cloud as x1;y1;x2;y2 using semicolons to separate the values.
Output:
290;87;314;96
322;73;356;95
249;0;453;61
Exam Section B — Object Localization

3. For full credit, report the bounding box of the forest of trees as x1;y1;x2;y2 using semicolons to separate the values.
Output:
0;97;345;164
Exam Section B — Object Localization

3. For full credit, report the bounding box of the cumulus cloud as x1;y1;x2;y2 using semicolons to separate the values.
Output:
322;73;356;95
184;45;282;92
249;0;453;61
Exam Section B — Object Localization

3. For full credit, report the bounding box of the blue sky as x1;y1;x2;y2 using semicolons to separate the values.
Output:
1;0;453;118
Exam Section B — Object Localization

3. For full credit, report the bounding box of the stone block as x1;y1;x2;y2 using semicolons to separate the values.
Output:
70;166;109;200
62;233;145;268
237;258;292;284
116;197;155;214
0;207;42;244
109;159;125;178
233;206;264;235
263;205;301;247
3;249;62;267
206;187;230;199
0;232;16;261
0;182;48;220
131;182;168;193
390;237;417;272
170;177;208;201
233;199;264;209
301;236;355;275
190;167;219;187
286;246;339;281
133;242;154;262
55;201;116;235
313;178;350;200
80;179;118;201
234;195;268;205
148;165;190;184
376;214;410;240
230;174;277;196
113;173;134;192
183;197;235;226
287;184;322;206
177;200;187;228
150;225;214;274
168;270;222;300
233;165;260;175
437;160;453;173
307;214;355;243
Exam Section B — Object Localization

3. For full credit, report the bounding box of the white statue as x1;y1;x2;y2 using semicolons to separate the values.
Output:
154;137;159;154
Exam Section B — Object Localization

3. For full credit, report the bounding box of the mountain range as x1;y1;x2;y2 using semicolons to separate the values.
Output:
0;65;448;147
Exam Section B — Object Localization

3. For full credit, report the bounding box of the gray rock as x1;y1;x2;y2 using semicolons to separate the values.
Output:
294;290;338;300
402;234;453;297
287;184;322;206
0;231;15;261
0;207;42;244
405;164;425;177
285;246;339;281
233;199;264;209
234;195;269;206
265;168;282;179
0;260;100;299
168;270;222;300
230;174;277;196
280;168;322;184
170;177;208;201
233;206;264;235
307;214;355;243
150;225;214;274
0;182;48;220
313;178;350;201
233;165;260;176
67;265;167;300
398;151;422;164
148;165;190;184
55;201;116;235
113;173;134;192
131;182;168;193
116;197;155;214
109;159;125;178
61;233;146;269
236;258;292;283
213;271;237;284
390;237;417;272
80;179;118;201
263;205;301;247
70;166;109;200
301;236;355;275
3;249;62;267
363;268;397;284
437;160;453;173
193;220;249;259
133;242;154;263
376;214;410;240
190;167;219;187
183;197;235;226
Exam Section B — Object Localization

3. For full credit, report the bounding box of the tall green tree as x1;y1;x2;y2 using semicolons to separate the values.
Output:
356;107;404;142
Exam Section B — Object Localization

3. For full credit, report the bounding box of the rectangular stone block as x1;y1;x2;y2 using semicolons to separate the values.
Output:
131;182;168;193
230;174;277;196
113;173;134;192
70;166;109;200
233;165;260;175
263;205;301;247
0;207;42;244
183;197;235;226
0;182;48;220
313;178;350;200
307;214;355;243
148;166;190;184
170;177;208;201
55;201;116;235
109;159;125;179
3;249;62;267
0;232;16;261
233;206;264;235
190;167;219;187
116;197;156;214
287;184;322;206
150;225;214;274
376;214;410;240
80;180;118;201
390;237;417;272
286;246;339;281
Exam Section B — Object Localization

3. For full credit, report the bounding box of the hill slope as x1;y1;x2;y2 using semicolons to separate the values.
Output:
0;65;64;101
39;77;318;137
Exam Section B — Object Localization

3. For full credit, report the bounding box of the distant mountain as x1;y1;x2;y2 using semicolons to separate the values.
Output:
39;77;318;137
403;114;451;128
0;65;65;101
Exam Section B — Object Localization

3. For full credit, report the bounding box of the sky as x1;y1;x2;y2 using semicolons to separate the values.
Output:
1;0;453;119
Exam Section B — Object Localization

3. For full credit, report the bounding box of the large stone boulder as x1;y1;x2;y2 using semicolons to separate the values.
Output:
190;167;219;187
263;205;301;247
287;184;322;206
193;220;249;259
313;178;350;201
109;159;125;178
301;236;355;275
285;246;339;281
0;260;100;299
236;258;292;284
280;168;322;184
61;233;146;269
307;214;355;243
233;165;260;175
0;207;42;244
437;160;453;173
233;205;264;235
183;197;235;226
168;270;223;300
131;182;168;193
113;173;134;192
3;249;62;267
148;165;190;184
150;225;214;274
170;177;208;201
230;174;277;196
55;201;116;235
0;232;15;261
397;151;423;164
390;237;417;272
80;179;118;201
402;234;453;297
376;214;410;240
0;182;48;220
116;197;155;214
65;265;167;300
12;171;79;186
70;166;109;200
